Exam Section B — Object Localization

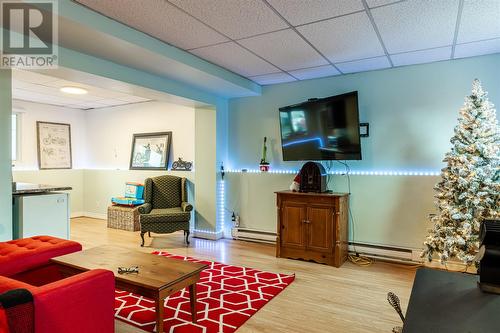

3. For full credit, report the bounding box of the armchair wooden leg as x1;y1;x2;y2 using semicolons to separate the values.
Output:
140;232;145;247
148;231;151;237
185;230;190;245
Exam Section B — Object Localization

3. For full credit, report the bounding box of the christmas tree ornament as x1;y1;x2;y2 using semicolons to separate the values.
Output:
422;79;500;266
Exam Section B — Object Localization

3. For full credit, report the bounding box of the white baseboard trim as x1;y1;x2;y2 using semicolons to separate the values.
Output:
70;211;86;218
77;212;107;220
193;229;223;240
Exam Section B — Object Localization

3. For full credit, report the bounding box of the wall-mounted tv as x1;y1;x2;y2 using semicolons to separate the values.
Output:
279;91;361;161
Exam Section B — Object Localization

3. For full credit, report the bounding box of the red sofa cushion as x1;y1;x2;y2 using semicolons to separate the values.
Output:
0;236;81;277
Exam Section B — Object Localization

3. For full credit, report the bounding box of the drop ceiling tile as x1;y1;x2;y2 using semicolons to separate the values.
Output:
371;0;458;54
12;70;57;84
457;0;500;43
238;29;328;71
297;12;385;63
12;82;49;93
95;98;131;106
69;102;109;109
40;79;71;87
249;72;296;85
13;89;77;105
169;0;288;39
76;0;228;50
365;0;401;8
115;95;151;103
87;88;138;100
288;65;341;80
336;56;391;74
454;38;500;59
391;46;452;66
190;42;279;77
266;0;363;26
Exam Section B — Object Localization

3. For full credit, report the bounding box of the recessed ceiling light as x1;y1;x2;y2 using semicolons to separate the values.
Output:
60;86;88;95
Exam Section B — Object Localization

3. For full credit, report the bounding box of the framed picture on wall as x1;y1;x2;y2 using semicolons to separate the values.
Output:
37;121;72;170
129;132;172;170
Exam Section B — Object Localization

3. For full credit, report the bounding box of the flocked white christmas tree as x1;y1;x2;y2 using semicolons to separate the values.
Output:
422;79;500;265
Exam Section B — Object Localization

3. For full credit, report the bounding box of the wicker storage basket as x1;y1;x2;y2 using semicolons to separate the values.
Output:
107;205;140;231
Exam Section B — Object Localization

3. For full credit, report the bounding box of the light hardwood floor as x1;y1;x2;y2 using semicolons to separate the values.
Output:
71;217;416;333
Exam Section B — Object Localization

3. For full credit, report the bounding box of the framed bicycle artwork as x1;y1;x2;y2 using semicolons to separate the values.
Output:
129;132;172;170
37;121;72;170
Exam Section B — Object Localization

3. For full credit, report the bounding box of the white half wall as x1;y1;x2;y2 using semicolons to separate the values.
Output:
13;169;84;217
83;169;194;218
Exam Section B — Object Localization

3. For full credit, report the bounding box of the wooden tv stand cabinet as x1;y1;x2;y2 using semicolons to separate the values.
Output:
275;190;349;268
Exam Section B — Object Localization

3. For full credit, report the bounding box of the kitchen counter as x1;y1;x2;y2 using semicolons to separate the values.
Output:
13;182;72;195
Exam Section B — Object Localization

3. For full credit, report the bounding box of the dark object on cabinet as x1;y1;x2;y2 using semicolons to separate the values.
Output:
477;219;500;294
275;190;349;267
299;162;327;193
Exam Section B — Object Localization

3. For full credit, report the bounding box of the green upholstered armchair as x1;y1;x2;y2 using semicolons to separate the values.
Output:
138;175;193;246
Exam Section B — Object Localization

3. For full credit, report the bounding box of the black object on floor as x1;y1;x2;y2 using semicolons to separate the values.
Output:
403;268;500;333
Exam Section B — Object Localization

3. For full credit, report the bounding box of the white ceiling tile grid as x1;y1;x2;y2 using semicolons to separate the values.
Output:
168;0;288;39
454;38;500;59
249;72;297;85
190;42;280;77
288;65;341;80
74;0;500;86
457;0;500;44
391;46;453;67
371;0;460;54
297;11;386;63
12;70;152;110
75;0;228;50
238;29;328;71
336;56;391;74
265;0;364;26
365;0;404;8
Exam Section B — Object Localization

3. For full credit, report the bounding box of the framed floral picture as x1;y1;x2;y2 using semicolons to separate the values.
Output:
129;132;172;170
37;121;72;169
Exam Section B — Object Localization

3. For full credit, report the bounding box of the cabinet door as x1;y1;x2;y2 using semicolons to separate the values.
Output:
306;204;333;252
281;202;307;249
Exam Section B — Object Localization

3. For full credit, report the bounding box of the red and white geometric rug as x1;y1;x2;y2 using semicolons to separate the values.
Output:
114;251;295;333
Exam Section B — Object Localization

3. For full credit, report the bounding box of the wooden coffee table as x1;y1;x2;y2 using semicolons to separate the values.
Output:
51;245;208;333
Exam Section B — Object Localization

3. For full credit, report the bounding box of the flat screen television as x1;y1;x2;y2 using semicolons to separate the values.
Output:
279;91;361;161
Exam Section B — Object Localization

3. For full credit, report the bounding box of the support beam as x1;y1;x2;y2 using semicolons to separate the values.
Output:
0;69;12;241
194;106;217;234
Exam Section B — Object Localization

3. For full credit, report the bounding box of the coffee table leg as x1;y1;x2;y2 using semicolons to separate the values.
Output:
189;284;197;323
156;297;164;333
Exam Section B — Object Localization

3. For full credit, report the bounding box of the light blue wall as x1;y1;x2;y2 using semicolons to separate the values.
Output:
226;54;500;249
0;70;12;241
228;54;500;172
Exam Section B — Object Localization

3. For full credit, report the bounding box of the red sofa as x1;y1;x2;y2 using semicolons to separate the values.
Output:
0;236;115;333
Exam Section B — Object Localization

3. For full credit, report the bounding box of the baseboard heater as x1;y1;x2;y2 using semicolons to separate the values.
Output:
231;228;423;263
231;228;277;244
349;243;423;264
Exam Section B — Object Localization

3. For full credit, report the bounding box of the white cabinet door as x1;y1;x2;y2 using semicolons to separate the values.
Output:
15;193;70;239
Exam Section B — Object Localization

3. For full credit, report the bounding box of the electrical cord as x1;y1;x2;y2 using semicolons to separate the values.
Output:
348;254;373;266
335;160;373;267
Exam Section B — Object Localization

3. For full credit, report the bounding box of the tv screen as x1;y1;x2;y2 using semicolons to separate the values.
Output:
279;91;361;161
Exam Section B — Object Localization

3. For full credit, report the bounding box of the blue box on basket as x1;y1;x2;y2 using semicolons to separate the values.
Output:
111;182;145;206
125;182;144;199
